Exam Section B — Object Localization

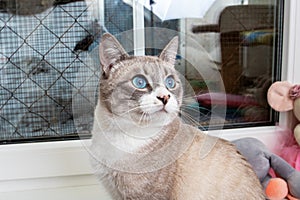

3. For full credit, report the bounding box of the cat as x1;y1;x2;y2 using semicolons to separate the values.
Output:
90;33;265;200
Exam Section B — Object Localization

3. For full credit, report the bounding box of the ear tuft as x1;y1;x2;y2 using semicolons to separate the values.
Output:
99;33;129;74
159;36;179;66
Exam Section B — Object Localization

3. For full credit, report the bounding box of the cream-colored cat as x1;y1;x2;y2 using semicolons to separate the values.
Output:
90;33;265;200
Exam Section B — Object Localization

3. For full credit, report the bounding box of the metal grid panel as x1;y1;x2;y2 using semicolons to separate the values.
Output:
0;1;99;142
0;0;135;143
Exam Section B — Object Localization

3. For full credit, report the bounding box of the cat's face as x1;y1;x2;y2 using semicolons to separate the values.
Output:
99;34;182;128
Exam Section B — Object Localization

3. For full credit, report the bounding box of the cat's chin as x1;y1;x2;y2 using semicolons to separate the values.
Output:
150;111;178;126
142;103;178;116
119;111;177;129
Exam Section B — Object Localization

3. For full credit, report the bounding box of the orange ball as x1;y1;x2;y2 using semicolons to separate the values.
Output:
265;178;288;200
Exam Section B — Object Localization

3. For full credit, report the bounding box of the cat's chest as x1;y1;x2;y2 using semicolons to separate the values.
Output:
101;164;177;200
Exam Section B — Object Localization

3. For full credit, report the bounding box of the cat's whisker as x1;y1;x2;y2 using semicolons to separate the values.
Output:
146;112;152;125
145;112;151;126
118;106;141;116
138;111;152;126
180;102;218;117
171;106;203;126
180;104;201;112
140;112;146;124
181;95;197;100
179;111;206;130
117;104;161;117
138;112;146;125
178;110;197;123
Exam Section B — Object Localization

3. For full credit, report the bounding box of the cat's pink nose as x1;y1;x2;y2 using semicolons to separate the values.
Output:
157;94;170;105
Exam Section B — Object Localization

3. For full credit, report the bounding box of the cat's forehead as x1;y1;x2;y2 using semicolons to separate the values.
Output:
105;56;179;86
124;56;176;75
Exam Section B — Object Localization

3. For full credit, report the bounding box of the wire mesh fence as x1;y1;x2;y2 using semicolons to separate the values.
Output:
0;1;281;143
0;0;133;143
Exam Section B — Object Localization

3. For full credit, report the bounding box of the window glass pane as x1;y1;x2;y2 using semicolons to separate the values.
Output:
0;0;133;143
142;0;283;129
104;0;133;34
0;0;283;144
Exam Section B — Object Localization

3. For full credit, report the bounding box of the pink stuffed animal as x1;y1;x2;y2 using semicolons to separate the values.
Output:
268;81;300;170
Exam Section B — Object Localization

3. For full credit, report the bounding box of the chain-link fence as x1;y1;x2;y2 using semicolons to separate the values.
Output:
0;0;134;143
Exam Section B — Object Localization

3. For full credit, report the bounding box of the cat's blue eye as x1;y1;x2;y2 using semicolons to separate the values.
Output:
165;76;176;89
132;75;147;89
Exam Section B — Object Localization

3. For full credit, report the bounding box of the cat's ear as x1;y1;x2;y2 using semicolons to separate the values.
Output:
159;36;178;66
99;33;129;74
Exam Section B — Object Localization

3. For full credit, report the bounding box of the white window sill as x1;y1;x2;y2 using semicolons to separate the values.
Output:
0;183;111;200
0;125;277;197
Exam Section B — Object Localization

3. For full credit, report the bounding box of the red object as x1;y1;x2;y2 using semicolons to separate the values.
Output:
196;92;259;108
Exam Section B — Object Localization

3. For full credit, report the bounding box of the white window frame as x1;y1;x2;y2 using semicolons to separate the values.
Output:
0;0;299;197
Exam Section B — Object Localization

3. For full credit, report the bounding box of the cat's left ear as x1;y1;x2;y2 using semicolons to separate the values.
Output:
159;36;178;66
99;33;129;75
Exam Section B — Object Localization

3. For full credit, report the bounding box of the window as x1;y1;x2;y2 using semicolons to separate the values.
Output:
0;0;284;144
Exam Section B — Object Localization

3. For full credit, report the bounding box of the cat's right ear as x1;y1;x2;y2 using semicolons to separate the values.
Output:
99;33;129;76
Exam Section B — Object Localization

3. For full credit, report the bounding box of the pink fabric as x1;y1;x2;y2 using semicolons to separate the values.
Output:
290;85;300;100
275;128;300;171
280;146;300;170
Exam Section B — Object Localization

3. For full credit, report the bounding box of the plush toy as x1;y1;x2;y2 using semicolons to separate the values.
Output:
265;81;300;199
267;81;300;146
233;137;300;200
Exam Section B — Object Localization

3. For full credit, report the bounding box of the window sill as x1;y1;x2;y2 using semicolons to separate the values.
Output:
0;125;278;195
0;183;111;200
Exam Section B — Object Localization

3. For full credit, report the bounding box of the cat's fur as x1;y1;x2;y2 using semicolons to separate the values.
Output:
90;33;265;200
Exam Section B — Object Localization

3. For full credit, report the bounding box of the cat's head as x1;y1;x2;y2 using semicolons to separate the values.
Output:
98;33;183;127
